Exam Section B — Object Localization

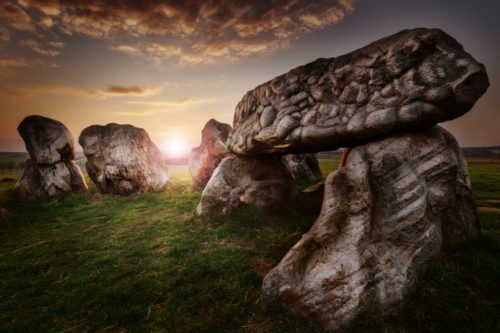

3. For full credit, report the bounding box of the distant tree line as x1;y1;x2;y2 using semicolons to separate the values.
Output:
0;161;26;170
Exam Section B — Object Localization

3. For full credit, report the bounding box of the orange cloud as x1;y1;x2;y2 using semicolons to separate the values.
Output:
0;27;10;41
20;39;61;56
127;98;215;107
0;2;33;31
9;0;354;63
0;57;30;76
14;84;161;99
102;85;161;97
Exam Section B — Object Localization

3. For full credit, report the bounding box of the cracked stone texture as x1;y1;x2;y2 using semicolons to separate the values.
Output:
262;127;479;331
189;119;232;191
16;115;87;196
196;155;293;216
227;28;489;155
79;123;168;195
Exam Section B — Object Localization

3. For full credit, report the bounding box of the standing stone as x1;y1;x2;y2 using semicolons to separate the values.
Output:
15;115;87;196
189;119;232;191
79;123;168;195
262;127;479;331
196;155;293;216
227;28;489;155
282;154;322;181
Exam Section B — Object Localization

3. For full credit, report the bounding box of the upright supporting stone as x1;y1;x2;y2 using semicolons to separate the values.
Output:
262;127;479;331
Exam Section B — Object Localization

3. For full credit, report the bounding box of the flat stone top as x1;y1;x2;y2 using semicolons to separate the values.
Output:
227;28;489;155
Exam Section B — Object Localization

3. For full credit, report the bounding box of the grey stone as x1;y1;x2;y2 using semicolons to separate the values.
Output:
282;154;322;181
79;123;168;195
189;119;232;191
262;127;479;331
15;115;87;196
196;155;293;217
227;28;489;155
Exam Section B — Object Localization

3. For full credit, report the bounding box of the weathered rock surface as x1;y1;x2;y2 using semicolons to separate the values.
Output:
189;119;232;190
196;155;293;216
15;115;87;196
79;123;168;195
262;127;479;331
228;28;489;155
282;154;322;181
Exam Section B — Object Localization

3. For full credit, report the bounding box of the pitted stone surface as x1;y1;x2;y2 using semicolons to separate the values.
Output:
79;123;168;195
262;127;479;331
16;115;87;196
228;28;489;155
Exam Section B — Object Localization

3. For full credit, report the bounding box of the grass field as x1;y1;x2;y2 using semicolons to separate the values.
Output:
0;158;499;332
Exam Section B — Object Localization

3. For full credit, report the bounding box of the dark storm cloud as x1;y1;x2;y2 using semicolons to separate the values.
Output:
4;0;354;63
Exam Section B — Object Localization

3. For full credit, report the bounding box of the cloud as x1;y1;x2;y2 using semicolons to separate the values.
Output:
112;111;157;117
101;85;161;97
0;2;33;31
18;84;161;99
11;0;354;63
127;98;215;107
0;27;11;41
0;57;30;76
0;58;31;68
20;39;61;56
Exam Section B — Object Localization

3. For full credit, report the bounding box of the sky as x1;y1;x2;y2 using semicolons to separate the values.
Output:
0;0;499;155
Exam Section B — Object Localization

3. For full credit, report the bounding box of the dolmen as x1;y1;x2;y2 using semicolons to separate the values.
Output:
196;28;489;331
16;115;88;196
79;123;168;195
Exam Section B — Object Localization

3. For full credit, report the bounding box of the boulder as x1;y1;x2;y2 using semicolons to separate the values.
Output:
79;123;168;195
196;155;293;216
189;119;232;190
227;28;489;155
282;154;322;181
15;115;87;196
262;127;479;331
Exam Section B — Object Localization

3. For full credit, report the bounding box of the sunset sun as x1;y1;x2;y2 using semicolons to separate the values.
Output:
164;136;189;158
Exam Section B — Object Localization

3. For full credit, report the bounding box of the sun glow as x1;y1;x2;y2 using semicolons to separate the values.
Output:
164;136;189;158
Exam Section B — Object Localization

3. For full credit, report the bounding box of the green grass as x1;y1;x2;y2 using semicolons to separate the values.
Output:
0;159;499;333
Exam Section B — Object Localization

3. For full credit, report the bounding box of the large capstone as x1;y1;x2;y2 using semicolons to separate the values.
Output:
79;123;168;195
262;127;479;331
196;155;293;216
15;115;87;196
189;119;232;191
227;28;489;155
